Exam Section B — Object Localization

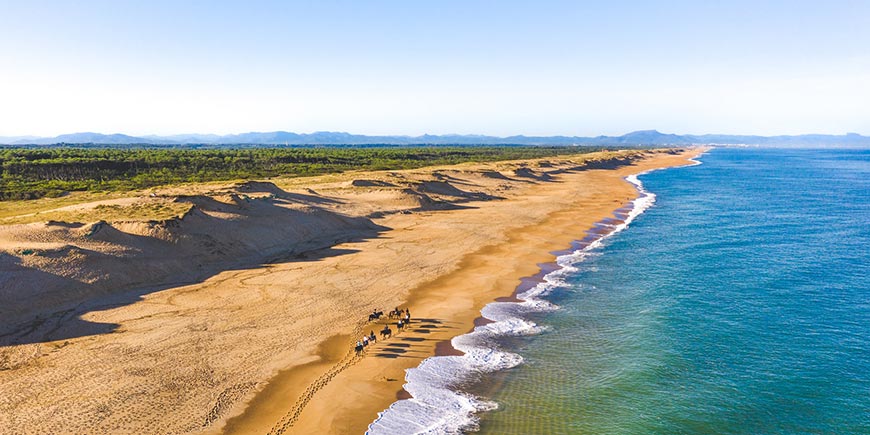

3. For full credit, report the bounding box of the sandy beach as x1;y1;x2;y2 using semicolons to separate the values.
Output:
0;148;702;434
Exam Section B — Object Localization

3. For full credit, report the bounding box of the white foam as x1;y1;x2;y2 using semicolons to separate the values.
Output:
366;334;524;434
366;164;686;434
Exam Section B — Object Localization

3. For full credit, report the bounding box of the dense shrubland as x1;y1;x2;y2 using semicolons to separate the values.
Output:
0;146;598;200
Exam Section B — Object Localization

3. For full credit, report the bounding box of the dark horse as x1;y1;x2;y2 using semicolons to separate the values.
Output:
389;308;403;319
380;326;392;339
397;320;405;331
369;310;384;322
354;342;364;354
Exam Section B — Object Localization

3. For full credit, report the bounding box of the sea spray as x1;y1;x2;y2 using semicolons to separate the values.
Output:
366;171;664;435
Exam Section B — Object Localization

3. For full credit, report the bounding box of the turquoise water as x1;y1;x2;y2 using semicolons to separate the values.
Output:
475;148;870;434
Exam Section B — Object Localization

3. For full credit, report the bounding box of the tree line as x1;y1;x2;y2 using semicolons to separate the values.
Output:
0;146;598;200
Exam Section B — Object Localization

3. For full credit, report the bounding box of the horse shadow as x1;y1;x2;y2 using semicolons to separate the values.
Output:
371;317;454;359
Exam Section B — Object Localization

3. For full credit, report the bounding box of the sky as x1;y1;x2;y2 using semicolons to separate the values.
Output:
1;0;869;137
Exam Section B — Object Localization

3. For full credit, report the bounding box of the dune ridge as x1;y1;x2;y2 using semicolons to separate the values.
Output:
0;192;382;335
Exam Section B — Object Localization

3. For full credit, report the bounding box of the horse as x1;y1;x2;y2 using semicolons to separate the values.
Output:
380;326;392;339
354;342;364;354
369;331;377;343
390;307;404;319
397;320;405;331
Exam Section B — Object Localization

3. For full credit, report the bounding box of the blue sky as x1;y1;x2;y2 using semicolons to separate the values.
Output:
1;0;868;136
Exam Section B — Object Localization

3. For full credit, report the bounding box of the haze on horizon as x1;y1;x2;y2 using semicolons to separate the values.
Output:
1;0;868;138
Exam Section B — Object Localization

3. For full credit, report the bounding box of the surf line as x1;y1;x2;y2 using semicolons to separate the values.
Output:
364;162;690;435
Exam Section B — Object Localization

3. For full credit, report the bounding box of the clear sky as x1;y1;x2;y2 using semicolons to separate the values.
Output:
1;0;868;137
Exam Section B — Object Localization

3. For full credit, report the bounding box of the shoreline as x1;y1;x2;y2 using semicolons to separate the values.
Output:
219;148;706;435
365;149;688;433
430;192;644;391
0;148;704;434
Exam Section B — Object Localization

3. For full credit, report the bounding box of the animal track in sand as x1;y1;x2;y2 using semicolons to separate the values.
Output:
202;382;259;429
266;315;418;435
267;325;367;435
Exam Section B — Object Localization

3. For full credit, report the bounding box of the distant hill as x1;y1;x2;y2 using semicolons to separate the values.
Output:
15;132;160;145
3;130;869;147
0;135;41;144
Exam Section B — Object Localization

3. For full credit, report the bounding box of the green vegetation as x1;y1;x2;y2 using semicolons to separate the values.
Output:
0;146;599;200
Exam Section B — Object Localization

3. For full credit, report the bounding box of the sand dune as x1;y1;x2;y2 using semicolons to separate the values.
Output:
0;192;381;334
0;149;702;434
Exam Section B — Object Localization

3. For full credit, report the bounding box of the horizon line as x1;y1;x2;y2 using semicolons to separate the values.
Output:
2;129;869;140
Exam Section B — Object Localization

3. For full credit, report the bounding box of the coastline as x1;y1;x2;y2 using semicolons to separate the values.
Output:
219;148;706;435
364;148;698;434
0;148;703;434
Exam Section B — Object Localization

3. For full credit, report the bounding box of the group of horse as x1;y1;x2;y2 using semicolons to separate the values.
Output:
355;307;412;354
354;330;379;354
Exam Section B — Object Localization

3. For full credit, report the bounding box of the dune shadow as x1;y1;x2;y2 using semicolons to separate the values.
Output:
547;156;640;176
0;253;121;348
513;167;554;182
415;180;505;202
479;170;530;183
235;181;344;205
0;187;390;347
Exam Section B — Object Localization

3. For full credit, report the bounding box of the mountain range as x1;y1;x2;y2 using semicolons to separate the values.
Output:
1;130;869;147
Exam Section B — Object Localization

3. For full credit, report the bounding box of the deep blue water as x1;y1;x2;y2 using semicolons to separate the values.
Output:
476;148;870;434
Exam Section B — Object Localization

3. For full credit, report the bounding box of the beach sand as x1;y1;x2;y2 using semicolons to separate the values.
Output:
0;148;703;434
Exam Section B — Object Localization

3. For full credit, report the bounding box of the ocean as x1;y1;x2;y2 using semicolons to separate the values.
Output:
368;148;870;434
